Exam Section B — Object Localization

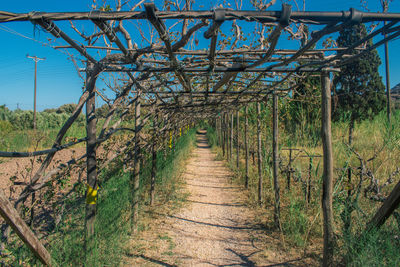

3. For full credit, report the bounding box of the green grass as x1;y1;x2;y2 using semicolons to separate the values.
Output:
1;127;197;266
0;117;115;152
203;108;400;266
342;226;400;267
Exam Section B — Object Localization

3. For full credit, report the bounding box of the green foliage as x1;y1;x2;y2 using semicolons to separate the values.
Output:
281;197;308;246
0;104;87;151
342;227;400;267
1;104;84;131
333;23;385;123
55;103;77;114
0;120;13;133
284;75;321;144
95;104;110;118
205;124;217;147
0;105;12;121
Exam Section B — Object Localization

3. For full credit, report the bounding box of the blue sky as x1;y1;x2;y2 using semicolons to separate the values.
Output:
0;0;399;111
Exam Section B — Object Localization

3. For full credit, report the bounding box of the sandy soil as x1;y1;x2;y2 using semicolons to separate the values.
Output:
123;130;319;266
0;148;86;195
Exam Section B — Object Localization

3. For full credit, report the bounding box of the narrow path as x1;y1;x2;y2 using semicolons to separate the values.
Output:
124;130;316;266
166;130;264;266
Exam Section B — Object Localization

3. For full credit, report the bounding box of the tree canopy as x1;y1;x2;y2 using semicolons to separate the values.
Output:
333;23;386;123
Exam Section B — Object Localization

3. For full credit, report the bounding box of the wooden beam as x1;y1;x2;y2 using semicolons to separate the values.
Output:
247;4;291;69
212;63;242;92
34;18;97;63
3;10;400;23
92;19;129;55
144;3;193;94
0;189;53;266
367;179;400;230
94;66;341;73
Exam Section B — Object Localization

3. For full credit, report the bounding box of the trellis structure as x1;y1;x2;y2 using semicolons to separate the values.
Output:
1;2;400;266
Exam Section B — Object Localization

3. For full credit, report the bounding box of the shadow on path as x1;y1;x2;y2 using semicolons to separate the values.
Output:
187;199;245;207
125;253;178;267
164;213;264;231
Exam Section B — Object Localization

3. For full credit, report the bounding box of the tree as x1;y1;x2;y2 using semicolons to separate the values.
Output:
57;103;78;114
333;23;385;143
286;74;321;143
96;104;110;118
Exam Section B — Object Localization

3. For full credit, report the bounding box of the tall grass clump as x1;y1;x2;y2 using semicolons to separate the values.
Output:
205;124;217;147
341;226;400;267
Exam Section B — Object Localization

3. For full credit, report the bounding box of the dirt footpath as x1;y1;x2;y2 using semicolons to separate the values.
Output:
124;130;317;266
165;131;265;266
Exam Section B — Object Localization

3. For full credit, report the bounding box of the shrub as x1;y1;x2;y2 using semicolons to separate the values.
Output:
0;120;13;133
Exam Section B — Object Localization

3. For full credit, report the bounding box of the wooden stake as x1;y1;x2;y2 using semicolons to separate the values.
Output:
84;63;99;257
227;113;230;160
230;113;234;161
257;102;263;205
0;190;52;266
245;106;249;188
236;110;240;169
272;93;281;228
321;70;335;267
132;90;141;229
218;115;222;146
308;157;313;204
384;21;391;124
150;114;157;206
222;114;226;157
367;179;400;231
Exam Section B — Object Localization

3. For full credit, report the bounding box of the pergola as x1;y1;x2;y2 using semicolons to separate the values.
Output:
0;3;399;266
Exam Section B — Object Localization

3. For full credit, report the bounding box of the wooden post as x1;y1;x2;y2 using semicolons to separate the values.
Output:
308;157;313;204
219;115;222;147
236;110;240;169
257;102;263;205
0;190;52;266
230;113;234;161
226;113;229;159
132;90;141;230
150;114;157;206
287;149;292;190
384;21;391;123
222;113;226;157
245;106;249;188
215;116;219;146
321;70;335;267
220;115;223;147
367;179;400;231
272;93;281;228
227;113;230;160
84;63;100;256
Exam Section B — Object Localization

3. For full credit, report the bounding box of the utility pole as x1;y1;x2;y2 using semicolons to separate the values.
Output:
26;55;45;130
